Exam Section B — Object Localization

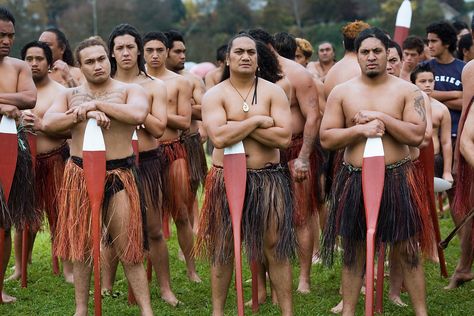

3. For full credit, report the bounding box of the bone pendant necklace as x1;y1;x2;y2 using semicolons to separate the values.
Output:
229;77;257;113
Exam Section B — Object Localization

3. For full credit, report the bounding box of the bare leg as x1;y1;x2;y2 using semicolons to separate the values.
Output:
1;231;16;303
72;260;92;316
170;159;200;282
6;230;22;281
296;223;313;293
388;250;407;307
312;212;321;263
210;262;233;316
62;259;74;284
192;198;199;234
341;244;365;316
394;242;427;316
101;247;119;293
245;261;267;306
106;190;153;316
445;218;474;289
146;203;178;306
265;217;293;316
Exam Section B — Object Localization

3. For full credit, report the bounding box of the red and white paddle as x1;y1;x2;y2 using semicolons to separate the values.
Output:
393;0;412;46
82;118;106;316
223;141;248;316
0;116;18;304
362;137;385;316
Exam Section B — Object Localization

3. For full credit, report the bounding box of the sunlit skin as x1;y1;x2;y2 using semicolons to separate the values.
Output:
166;40;186;72
295;47;309;66
318;42;335;63
427;33;452;61
386;48;402;77
38;31;63;62
403;49;421;70
0;19;14;59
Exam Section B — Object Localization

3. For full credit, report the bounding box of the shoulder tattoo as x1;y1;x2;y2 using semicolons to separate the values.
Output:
413;91;426;121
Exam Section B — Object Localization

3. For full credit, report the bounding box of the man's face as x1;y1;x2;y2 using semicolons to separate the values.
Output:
414;71;435;95
227;37;257;76
39;31;63;62
403;48;421;69
24;47;49;83
113;34;139;71
386;48;401;77
457;28;470;42
143;39;168;69
427;33;448;58
295;47;308;66
78;45;110;85
357;37;387;78
166;40;185;71
318;43;334;63
0;19;15;58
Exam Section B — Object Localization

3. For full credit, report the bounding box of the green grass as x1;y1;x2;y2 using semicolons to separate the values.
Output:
0;216;473;315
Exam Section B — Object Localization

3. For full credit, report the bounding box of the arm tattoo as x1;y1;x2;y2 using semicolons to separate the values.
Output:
413;93;426;121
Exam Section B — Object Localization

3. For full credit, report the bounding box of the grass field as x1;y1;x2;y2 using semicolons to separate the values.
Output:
0;215;473;315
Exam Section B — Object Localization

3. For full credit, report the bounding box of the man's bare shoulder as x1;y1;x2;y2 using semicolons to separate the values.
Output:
3;56;28;69
47;79;67;94
431;97;449;112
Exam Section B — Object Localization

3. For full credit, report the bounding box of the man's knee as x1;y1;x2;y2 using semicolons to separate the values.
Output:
147;225;164;242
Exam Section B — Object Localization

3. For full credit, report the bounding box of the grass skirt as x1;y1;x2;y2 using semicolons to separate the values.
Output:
36;142;69;239
138;148;162;214
55;156;145;264
321;158;434;268
281;133;320;226
0;129;38;231
181;131;208;195
195;164;295;265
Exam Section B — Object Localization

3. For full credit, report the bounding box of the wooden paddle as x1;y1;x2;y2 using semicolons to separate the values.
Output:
223;141;247;316
393;0;412;46
419;142;448;278
362;137;385;316
0;116;18;304
82;118;106;316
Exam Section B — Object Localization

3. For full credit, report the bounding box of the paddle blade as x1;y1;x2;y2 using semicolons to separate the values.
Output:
223;141;247;316
434;177;452;193
0;116;18;202
132;130;139;165
393;0;412;46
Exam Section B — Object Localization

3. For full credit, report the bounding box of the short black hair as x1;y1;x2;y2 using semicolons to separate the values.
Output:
388;40;402;60
164;29;185;48
143;31;169;49
43;28;75;66
452;20;469;34
426;21;457;54
0;7;15;25
273;32;296;60
402;35;424;54
21;41;53;66
108;23;147;78
247;28;275;47
457;33;473;60
216;44;227;63
354;27;390;53
410;63;434;84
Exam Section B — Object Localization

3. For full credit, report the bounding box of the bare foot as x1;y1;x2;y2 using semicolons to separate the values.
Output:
1;291;17;303
187;271;202;283
297;279;311;294
330;299;343;314
161;290;181;307
245;294;266;307
444;272;474;290
389;293;407;307
6;270;21;281
63;272;74;284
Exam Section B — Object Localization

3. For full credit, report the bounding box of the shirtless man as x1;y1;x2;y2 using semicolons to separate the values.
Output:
143;31;201;282
321;27;430;316
0;7;37;303
387;40;403;77
42;38;153;316
307;42;336;81
205;44;227;89
101;24;178;305
38;28;83;87
8;41;72;283
411;63;453;182
195;33;294;316
165;30;207;234
250;28;319;295
400;36;425;81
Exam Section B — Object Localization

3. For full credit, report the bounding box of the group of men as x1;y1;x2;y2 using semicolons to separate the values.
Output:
1;5;474;316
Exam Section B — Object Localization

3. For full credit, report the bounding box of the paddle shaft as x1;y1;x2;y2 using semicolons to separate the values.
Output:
440;208;474;249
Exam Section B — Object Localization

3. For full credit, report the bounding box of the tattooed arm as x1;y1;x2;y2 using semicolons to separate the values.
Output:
353;89;426;146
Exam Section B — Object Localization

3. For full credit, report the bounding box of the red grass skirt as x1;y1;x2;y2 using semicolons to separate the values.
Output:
0;129;39;231
181;131;208;195
54;156;145;264
158;138;192;220
36;142;69;239
321;158;434;268
194;164;295;265
281;133;320;226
